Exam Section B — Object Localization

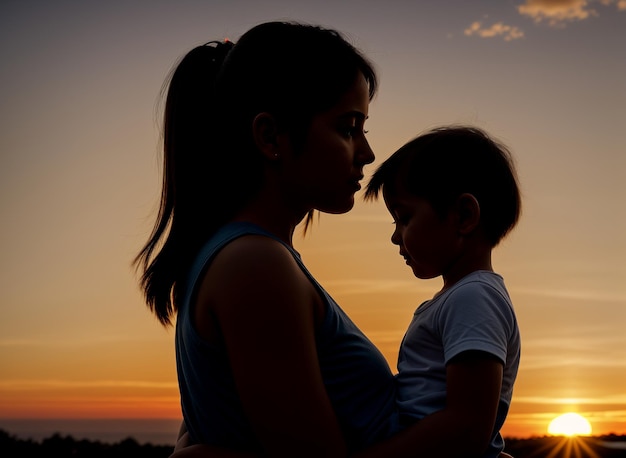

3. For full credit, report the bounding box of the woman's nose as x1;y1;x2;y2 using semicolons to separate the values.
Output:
358;137;375;165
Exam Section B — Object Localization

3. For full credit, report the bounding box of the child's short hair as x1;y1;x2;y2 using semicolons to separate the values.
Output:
365;126;521;246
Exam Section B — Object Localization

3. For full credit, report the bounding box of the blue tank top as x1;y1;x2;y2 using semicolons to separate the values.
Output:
176;222;398;452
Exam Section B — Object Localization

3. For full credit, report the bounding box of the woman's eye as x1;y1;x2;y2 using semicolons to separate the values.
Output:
343;126;357;137
341;125;367;138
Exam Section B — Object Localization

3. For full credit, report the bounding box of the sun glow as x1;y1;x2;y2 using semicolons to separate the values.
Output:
548;413;592;437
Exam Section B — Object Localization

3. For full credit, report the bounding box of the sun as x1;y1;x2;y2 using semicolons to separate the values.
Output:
548;412;592;436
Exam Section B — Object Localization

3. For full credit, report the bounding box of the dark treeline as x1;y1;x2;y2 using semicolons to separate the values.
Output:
0;429;173;457
504;434;626;458
2;429;626;458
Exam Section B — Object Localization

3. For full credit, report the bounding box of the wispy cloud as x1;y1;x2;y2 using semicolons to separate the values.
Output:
0;379;177;390
0;334;167;348
511;286;626;303
323;278;430;296
513;395;626;405
517;0;625;27
465;0;624;41
521;354;626;370
464;21;525;41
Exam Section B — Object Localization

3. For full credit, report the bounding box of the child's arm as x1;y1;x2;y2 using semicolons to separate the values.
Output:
353;350;503;458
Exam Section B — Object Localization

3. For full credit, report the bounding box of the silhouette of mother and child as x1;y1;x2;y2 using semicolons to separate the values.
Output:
134;21;521;458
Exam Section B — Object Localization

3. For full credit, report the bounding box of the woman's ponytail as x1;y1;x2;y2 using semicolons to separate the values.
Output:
134;40;234;326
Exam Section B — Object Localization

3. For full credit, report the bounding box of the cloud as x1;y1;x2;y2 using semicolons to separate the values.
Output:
517;0;625;27
0;379;177;390
512;286;626;303
0;334;163;347
513;395;626;405
464;21;525;41
323;278;421;295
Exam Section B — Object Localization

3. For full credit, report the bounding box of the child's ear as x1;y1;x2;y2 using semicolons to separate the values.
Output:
251;112;289;161
456;193;481;235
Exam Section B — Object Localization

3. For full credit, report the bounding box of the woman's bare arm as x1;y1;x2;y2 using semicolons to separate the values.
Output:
190;236;347;458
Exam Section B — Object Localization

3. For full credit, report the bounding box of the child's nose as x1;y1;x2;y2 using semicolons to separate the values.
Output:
390;228;401;245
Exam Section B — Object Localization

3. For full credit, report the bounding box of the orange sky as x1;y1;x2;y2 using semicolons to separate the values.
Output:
1;0;625;440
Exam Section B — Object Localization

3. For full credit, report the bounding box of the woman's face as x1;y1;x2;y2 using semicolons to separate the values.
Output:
281;73;375;215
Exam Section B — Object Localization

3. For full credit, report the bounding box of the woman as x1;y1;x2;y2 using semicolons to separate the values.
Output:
135;21;396;458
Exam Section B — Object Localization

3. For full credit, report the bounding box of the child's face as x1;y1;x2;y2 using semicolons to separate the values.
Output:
383;187;460;280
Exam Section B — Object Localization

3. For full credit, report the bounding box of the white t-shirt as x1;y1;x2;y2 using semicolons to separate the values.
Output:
395;270;520;457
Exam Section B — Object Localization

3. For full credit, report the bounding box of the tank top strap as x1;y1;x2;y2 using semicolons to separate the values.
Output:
183;222;309;308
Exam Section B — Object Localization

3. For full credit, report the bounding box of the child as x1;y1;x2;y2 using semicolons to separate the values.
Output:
361;125;522;458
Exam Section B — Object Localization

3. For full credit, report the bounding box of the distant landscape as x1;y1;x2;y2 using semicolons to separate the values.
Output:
0;428;172;458
503;435;626;458
2;429;626;457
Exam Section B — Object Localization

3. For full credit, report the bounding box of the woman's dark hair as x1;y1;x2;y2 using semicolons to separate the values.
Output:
135;21;378;325
365;126;521;247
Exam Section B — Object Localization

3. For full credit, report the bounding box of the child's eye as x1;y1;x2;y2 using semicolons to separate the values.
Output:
396;214;410;225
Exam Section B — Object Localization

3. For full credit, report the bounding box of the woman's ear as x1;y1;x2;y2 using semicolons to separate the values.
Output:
456;193;481;235
251;112;288;161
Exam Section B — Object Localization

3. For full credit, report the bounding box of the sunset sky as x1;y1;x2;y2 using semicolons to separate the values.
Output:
1;0;625;439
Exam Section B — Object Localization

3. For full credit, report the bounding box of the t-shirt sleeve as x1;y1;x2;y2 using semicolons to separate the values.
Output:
437;281;516;365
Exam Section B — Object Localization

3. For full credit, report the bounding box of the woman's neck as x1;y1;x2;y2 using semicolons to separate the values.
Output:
231;194;308;247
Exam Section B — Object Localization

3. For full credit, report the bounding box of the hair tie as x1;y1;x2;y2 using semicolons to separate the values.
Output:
202;39;234;65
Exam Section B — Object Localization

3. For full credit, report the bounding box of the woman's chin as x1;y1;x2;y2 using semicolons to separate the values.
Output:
319;198;355;215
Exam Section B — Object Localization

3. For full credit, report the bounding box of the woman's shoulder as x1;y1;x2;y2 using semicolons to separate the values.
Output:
211;233;299;277
193;230;324;340
201;232;318;314
195;221;299;279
